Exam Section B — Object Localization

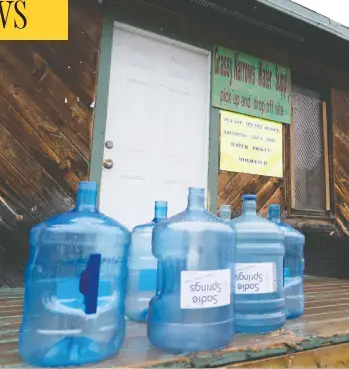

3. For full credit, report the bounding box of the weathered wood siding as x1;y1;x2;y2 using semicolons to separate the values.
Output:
0;0;102;287
218;85;349;235
299;87;349;278
218;172;284;218
217;86;349;278
2;0;349;286
217;87;349;278
102;0;349;278
108;1;349;237
332;87;349;237
110;0;349;278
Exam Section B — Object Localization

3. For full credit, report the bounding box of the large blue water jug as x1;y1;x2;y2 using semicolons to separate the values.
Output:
230;194;285;333
147;187;236;353
268;204;305;319
126;201;168;322
19;181;131;367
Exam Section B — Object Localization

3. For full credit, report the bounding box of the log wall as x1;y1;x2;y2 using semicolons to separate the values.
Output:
1;0;349;286
108;0;349;278
0;0;102;286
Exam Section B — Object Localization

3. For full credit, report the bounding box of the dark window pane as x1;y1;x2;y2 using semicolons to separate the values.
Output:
292;85;326;212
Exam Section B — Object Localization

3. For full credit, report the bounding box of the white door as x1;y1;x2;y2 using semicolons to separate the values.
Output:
99;22;211;231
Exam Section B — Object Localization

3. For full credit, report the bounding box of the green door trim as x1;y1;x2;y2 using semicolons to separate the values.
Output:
208;107;219;214
89;5;219;214
89;9;114;199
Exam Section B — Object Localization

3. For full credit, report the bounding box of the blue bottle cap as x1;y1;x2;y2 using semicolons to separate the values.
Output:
76;182;98;209
268;204;281;218
242;194;257;200
220;204;232;210
189;187;205;196
155;201;168;208
78;181;98;192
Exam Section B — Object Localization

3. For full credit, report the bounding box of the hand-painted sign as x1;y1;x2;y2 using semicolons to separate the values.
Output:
212;46;291;124
220;110;283;177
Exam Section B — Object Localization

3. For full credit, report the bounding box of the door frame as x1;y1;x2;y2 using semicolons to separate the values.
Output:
90;6;219;213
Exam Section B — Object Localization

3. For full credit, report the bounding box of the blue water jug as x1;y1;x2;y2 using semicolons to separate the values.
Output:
147;187;236;353
230;194;285;333
126;201;168;322
219;204;232;221
268;204;305;319
19;181;131;367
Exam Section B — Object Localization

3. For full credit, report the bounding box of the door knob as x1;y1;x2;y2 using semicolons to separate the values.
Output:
103;159;113;169
105;140;114;149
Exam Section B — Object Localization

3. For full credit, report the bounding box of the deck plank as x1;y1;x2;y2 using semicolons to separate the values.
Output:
225;342;349;368
1;277;349;368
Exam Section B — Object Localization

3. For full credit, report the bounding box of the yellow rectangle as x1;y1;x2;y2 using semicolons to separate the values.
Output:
220;110;283;177
0;0;68;40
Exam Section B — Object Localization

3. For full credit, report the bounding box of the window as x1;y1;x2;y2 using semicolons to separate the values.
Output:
288;84;332;217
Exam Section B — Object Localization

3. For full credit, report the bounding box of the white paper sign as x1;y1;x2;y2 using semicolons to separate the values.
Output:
180;269;231;309
235;263;276;294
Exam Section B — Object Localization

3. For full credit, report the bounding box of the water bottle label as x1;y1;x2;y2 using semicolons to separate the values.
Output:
138;269;157;291
180;269;231;309
235;263;277;294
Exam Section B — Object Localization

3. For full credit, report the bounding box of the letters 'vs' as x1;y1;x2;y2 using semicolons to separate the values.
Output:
0;0;27;29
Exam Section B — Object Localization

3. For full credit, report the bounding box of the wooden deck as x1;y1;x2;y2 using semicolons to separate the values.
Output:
2;276;349;368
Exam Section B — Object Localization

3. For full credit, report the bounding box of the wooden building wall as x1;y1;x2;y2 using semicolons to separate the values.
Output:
110;0;349;278
216;65;349;278
332;88;349;237
0;0;102;287
217;87;349;232
1;0;349;286
217;90;349;277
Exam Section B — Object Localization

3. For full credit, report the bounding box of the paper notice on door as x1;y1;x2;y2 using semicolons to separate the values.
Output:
180;269;231;309
235;262;277;294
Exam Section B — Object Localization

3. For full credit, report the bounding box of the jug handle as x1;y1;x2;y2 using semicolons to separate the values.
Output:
79;253;102;314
